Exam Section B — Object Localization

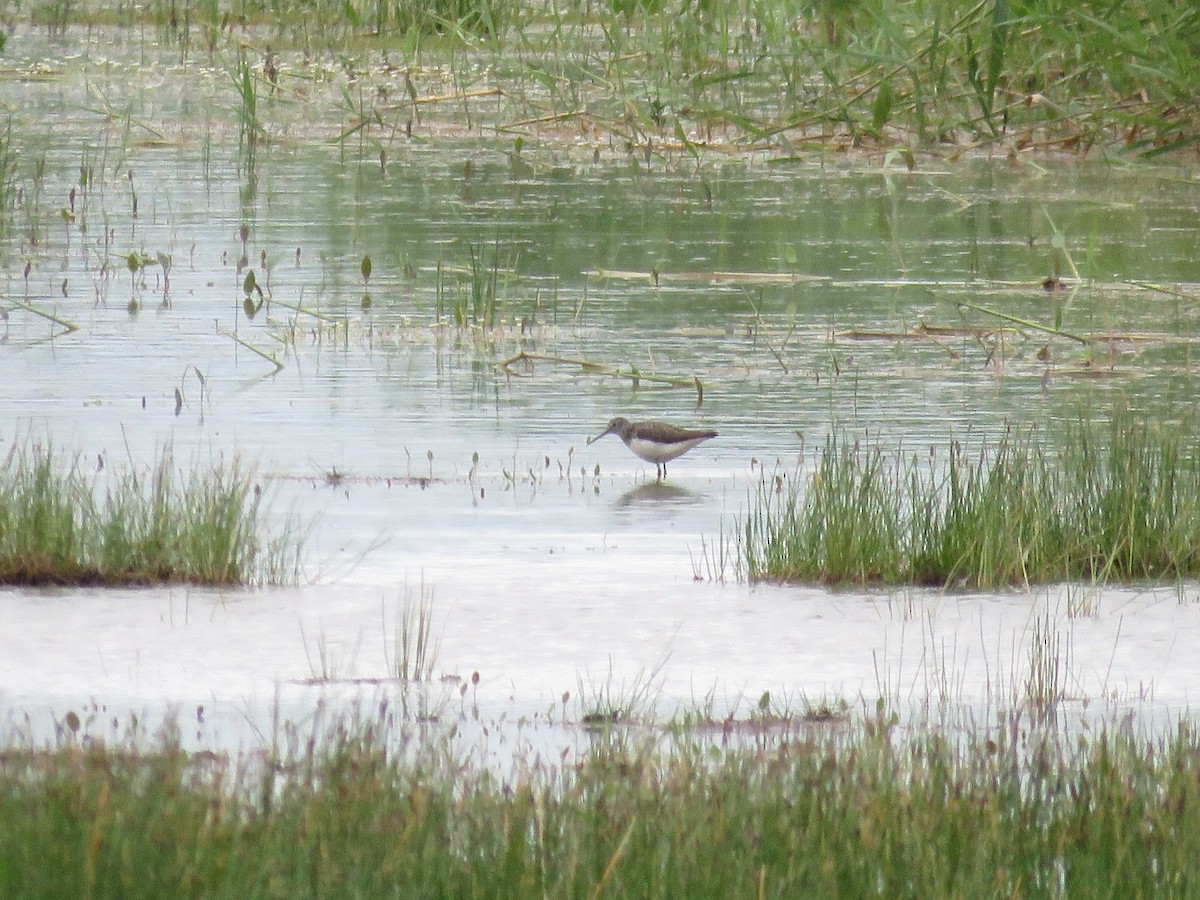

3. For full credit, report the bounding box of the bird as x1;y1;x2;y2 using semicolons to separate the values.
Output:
587;417;718;480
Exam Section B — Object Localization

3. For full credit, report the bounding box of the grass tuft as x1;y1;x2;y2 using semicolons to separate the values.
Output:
0;440;300;587
389;579;441;683
742;413;1200;588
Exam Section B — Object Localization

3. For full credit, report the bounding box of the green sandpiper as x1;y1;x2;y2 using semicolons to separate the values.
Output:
587;417;718;479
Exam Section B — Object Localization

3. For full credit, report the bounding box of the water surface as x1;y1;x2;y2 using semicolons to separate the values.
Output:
2;26;1200;756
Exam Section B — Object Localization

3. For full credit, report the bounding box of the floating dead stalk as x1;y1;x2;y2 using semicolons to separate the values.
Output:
4;297;80;335
497;351;706;406
584;269;830;286
223;329;284;374
957;301;1088;344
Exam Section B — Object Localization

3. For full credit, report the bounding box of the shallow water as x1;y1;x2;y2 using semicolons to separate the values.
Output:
2;26;1200;757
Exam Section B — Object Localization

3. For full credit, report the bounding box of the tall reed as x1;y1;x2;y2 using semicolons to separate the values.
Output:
0;118;16;235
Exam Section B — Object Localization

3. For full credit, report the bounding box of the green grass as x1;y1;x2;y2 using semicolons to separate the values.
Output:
741;413;1200;588
14;0;1200;158
0;440;301;586
2;709;1200;897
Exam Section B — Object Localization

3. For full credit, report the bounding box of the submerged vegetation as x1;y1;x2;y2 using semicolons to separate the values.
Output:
2;710;1200;897
0;440;300;586
743;413;1200;588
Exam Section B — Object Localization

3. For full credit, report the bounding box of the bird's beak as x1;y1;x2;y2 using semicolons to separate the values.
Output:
586;424;614;445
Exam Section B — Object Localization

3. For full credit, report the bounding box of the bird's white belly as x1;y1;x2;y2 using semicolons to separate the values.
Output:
627;436;706;464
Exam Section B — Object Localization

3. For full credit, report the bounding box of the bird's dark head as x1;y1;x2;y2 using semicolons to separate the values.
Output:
588;416;632;444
